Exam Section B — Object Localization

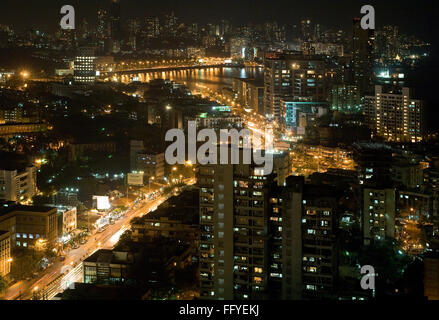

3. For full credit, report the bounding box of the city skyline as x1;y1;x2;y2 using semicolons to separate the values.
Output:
0;0;438;306
0;0;436;40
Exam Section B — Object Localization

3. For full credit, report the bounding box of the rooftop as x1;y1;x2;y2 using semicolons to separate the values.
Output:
0;204;56;217
84;249;134;265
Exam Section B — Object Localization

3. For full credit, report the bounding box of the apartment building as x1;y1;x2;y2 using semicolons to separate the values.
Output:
198;158;274;300
269;176;339;299
364;85;425;143
0;166;37;203
264;51;327;122
363;188;396;243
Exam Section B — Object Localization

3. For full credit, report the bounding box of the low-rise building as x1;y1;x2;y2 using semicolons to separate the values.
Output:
0;230;11;276
83;250;135;285
56;206;77;237
132;217;199;242
0;205;58;249
0;123;48;139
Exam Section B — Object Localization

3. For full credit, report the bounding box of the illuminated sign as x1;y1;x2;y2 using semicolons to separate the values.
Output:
93;196;111;210
128;172;144;186
212;106;232;112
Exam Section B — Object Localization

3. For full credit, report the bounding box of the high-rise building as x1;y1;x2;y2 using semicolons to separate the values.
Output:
0;166;37;202
97;6;109;40
230;37;249;59
330;84;361;114
269;176;339;299
376;25;400;63
301;19;313;41
198;151;275;300
352;18;375;95
74;46;96;84
163;12;177;37
424;242;439;300
264;51;327;122
281;99;329;132
353;142;393;188
109;0;122;53
136;152;165;181
364;85;425;143
145;17;160;39
363;188;396;243
233;78;264;114
352;143;395;244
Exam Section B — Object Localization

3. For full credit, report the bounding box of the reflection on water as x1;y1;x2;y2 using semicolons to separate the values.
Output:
120;67;264;93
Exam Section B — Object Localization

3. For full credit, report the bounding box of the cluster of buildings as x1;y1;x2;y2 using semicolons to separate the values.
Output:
194;141;439;300
259;18;426;143
0;161;77;279
0;202;78;278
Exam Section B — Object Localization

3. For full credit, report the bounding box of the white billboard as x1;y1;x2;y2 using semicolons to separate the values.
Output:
128;172;144;186
93;196;111;210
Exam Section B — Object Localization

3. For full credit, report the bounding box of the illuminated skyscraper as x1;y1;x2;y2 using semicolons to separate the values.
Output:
97;7;109;39
264;51;327;123
301;19;313;41
352;18;375;95
145;17;160;39
364;85;425;143
269;176;339;299
109;0;122;53
74;47;96;84
198;150;274;300
330;84;361;114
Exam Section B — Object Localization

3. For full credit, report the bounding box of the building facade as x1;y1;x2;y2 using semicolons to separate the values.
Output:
0;166;37;203
74;46;97;84
198;159;274;300
0;205;58;250
0;230;11;277
264;51;327;123
364;86;424;143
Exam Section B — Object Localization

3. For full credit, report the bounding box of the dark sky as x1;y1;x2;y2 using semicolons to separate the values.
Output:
0;0;437;40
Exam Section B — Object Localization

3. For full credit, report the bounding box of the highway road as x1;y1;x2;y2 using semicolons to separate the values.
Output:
1;192;173;300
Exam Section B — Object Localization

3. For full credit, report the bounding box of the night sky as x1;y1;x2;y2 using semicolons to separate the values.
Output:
0;0;437;40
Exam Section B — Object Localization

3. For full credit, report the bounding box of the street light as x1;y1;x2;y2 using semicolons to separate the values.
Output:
149;176;155;194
